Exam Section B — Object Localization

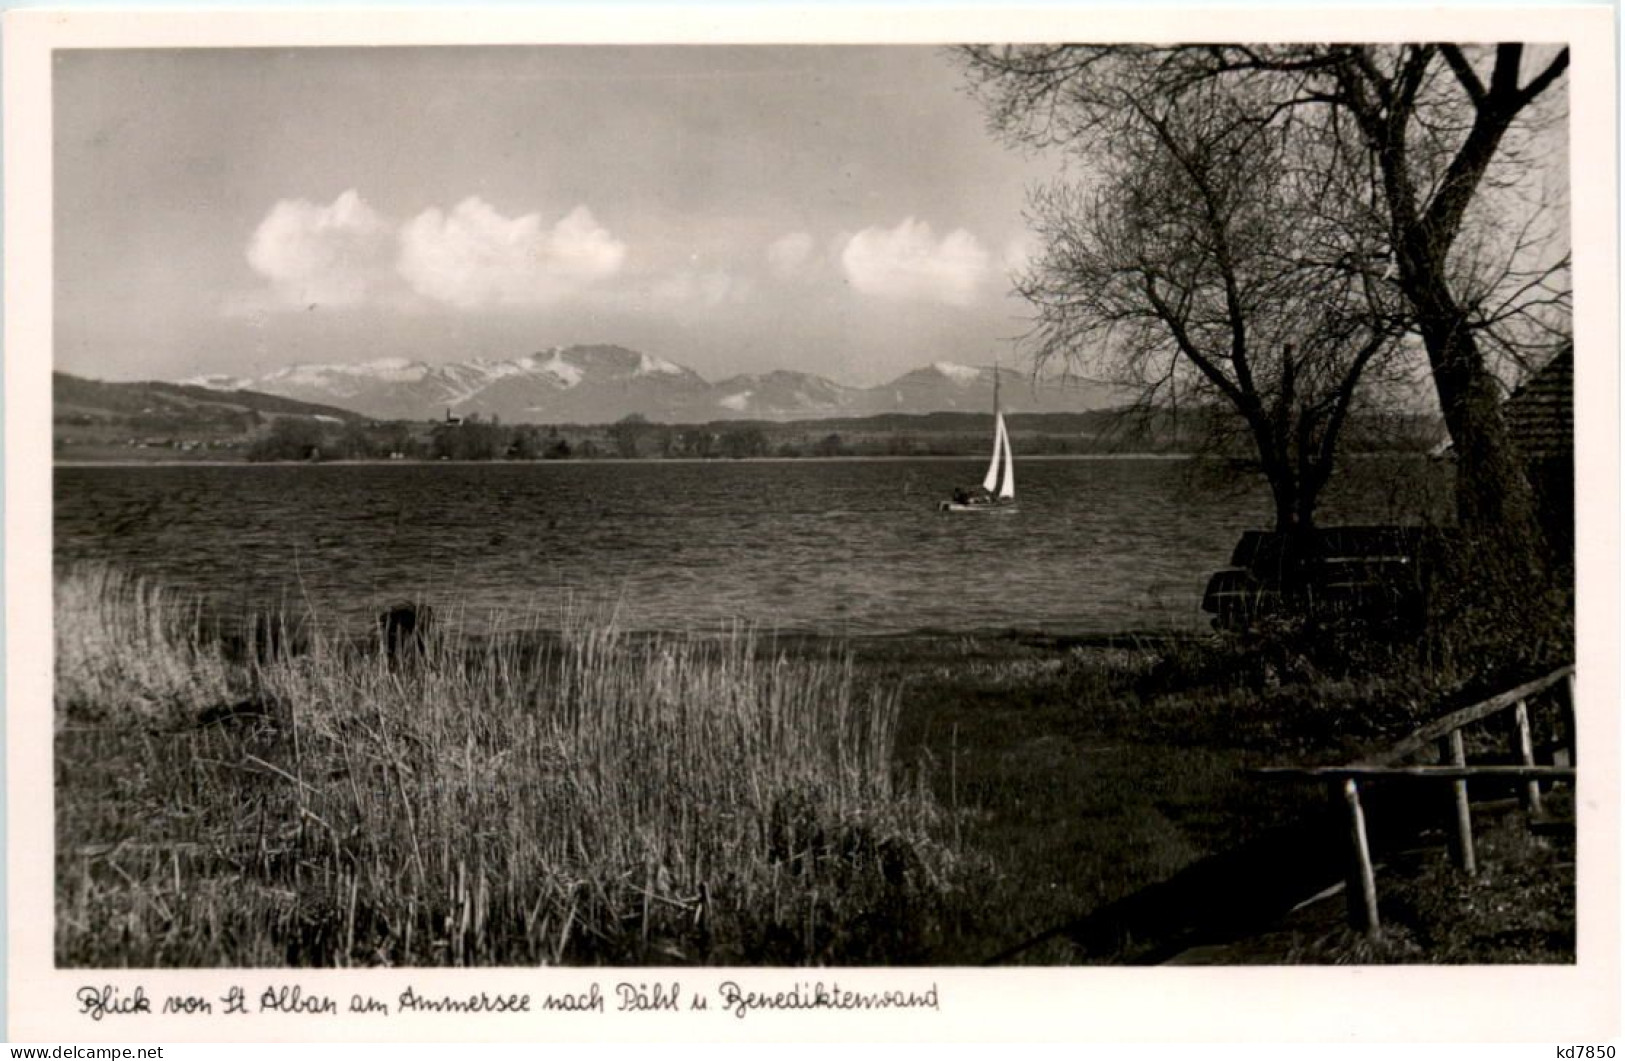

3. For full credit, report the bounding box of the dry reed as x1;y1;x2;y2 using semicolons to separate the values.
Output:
55;565;958;966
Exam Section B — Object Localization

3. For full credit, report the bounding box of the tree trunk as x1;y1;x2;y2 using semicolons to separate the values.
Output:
1294;478;1322;535
1436;347;1540;543
1413;285;1545;568
1267;462;1300;534
1341;44;1555;579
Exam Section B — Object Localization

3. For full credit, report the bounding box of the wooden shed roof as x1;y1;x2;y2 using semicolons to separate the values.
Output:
1504;347;1573;463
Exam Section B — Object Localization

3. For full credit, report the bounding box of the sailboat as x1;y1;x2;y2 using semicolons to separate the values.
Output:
940;366;1016;512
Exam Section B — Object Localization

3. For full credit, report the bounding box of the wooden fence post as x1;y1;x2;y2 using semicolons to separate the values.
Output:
1512;698;1544;817
1342;778;1381;940
1441;730;1476;875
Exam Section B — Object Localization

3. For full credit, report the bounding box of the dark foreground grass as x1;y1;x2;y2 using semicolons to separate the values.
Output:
876;638;1351;963
1170;797;1578;966
876;633;1574;964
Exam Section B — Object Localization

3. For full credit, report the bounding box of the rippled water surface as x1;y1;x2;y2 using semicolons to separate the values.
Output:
54;458;1447;636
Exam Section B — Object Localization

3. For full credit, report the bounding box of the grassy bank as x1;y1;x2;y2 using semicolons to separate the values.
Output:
56;567;961;966
56;568;1573;966
877;631;1573;964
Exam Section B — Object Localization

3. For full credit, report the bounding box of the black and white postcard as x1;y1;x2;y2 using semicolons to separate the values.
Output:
5;4;1618;1044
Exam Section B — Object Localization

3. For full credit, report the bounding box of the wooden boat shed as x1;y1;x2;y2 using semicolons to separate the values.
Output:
1503;346;1574;559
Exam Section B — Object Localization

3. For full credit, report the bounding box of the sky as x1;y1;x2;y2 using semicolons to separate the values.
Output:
54;46;1065;387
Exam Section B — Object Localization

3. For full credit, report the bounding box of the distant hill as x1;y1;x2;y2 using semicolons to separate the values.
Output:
176;345;1115;424
55;372;367;424
54;371;370;460
54;366;1438;463
724;410;1124;434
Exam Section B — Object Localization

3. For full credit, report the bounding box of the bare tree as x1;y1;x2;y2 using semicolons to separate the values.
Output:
961;43;1571;559
1002;63;1408;531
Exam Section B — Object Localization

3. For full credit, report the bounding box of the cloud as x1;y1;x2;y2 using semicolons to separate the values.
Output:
396;199;626;308
766;231;815;277
840;218;991;306
245;190;391;307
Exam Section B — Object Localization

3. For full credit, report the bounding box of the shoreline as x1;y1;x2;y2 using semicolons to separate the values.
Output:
53;452;1213;468
50;566;1209;656
192;614;1212;654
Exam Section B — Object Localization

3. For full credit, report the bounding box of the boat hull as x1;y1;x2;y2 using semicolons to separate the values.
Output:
939;500;1017;513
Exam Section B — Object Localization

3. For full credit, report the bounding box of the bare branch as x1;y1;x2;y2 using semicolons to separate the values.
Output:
1440;44;1487;105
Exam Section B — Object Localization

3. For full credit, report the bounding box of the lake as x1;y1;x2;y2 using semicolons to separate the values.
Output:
53;457;1450;638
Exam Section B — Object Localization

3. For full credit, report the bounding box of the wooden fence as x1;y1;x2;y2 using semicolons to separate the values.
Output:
1256;665;1576;940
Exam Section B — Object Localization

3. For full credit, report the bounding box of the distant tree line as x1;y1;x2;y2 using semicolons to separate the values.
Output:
235;407;1442;464
245;416;583;462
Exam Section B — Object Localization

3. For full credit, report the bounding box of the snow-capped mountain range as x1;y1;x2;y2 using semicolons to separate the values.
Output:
182;344;1111;424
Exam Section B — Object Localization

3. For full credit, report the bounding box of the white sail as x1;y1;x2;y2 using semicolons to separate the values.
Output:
943;363;1015;510
997;412;1015;499
981;411;1003;493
